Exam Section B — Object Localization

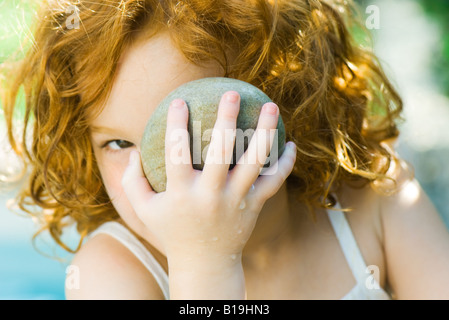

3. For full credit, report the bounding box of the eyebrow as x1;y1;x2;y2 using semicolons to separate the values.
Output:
89;125;129;136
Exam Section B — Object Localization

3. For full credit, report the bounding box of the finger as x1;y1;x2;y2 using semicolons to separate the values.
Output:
199;91;240;190
228;102;280;198
250;141;297;202
121;150;157;214
165;99;193;189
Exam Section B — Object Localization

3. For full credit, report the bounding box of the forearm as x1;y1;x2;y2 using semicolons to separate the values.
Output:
168;255;246;300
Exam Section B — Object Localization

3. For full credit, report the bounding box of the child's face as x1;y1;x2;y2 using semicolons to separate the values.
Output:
89;31;224;236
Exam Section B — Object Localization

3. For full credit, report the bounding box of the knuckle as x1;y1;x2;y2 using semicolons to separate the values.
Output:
218;110;238;122
168;186;188;202
283;157;296;176
199;190;221;213
275;166;289;182
259;187;276;202
249;198;265;213
224;188;244;209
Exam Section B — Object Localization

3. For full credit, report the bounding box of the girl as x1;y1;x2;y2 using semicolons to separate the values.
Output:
3;0;449;299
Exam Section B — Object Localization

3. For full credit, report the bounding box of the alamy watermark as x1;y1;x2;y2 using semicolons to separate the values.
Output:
168;122;280;175
365;5;380;30
365;265;381;290
65;5;80;30
65;265;80;290
65;263;384;293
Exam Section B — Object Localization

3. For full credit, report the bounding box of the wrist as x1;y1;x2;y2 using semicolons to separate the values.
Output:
168;253;245;299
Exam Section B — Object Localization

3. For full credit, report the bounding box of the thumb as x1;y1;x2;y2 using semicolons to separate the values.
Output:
121;150;156;214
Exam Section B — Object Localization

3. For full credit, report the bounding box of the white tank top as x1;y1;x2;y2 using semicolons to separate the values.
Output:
89;204;391;300
327;203;391;300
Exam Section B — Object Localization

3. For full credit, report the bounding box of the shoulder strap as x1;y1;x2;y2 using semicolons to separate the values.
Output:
327;203;369;284
89;222;169;299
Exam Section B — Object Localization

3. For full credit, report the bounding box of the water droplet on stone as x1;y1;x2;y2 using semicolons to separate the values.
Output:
212;236;219;241
230;254;237;260
237;229;242;234
239;199;246;210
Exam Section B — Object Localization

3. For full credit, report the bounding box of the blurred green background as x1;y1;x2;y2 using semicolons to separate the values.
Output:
355;0;449;230
417;0;449;96
1;0;449;299
0;0;35;63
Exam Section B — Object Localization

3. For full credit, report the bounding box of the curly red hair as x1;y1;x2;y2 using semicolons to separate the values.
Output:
1;0;403;252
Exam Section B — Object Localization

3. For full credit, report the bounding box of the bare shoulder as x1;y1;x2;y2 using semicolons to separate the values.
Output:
376;159;445;230
337;160;445;239
373;160;449;299
335;161;449;299
65;231;166;300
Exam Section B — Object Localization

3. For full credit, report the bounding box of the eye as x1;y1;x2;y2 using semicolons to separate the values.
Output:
103;140;135;151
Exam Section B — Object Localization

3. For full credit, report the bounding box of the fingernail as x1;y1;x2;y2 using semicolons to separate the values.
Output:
225;91;239;103
263;103;278;115
171;99;185;109
287;142;296;152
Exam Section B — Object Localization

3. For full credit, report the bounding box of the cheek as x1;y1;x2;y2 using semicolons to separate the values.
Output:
99;158;131;213
94;152;164;252
103;165;127;207
96;154;147;233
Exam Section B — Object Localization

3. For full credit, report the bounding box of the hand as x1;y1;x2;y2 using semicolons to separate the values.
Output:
121;91;297;298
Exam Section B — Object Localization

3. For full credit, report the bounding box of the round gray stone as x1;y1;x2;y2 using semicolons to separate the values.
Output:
141;77;286;192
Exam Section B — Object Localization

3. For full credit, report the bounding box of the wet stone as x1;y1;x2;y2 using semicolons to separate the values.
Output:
140;77;286;192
